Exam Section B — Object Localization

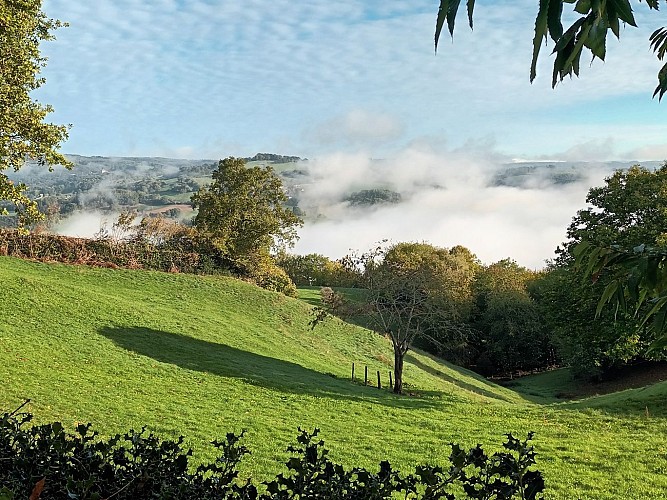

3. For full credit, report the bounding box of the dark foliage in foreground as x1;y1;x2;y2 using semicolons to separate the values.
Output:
0;403;544;499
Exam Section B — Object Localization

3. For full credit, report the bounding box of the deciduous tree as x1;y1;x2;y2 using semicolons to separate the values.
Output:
472;260;555;376
542;165;667;377
362;242;477;394
192;157;302;261
1;0;72;226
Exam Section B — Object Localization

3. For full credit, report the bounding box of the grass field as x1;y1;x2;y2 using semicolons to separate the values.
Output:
1;256;667;499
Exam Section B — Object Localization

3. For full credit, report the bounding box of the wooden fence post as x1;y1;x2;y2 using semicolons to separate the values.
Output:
377;370;381;389
389;371;393;389
352;362;355;381
364;366;368;386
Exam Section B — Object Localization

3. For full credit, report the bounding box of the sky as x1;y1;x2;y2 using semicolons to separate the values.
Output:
36;0;667;268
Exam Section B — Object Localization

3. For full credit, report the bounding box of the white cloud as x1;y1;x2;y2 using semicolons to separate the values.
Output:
292;144;616;269
307;110;405;149
37;0;667;160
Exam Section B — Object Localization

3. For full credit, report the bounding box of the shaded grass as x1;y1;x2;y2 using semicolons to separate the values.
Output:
1;257;667;499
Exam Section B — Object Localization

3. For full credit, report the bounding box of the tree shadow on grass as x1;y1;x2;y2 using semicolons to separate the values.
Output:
404;353;519;403
99;326;442;410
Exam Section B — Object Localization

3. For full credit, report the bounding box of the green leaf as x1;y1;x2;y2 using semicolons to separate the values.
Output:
531;0;552;82
596;281;619;317
650;27;667;60
447;0;462;37
553;17;586;52
548;0;564;40
653;62;667;100
574;0;591;14
435;0;450;51
467;0;475;29
639;295;667;328
584;18;607;60
563;22;591;70
608;0;637;27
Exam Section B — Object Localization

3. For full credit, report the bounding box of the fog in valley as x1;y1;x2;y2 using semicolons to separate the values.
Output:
289;147;616;269
14;148;661;270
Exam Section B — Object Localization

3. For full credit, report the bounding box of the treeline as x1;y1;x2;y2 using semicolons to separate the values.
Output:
244;153;304;163
278;250;553;378
279;164;667;381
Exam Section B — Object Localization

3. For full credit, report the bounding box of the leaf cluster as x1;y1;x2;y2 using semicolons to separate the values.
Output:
575;240;667;350
0;402;255;500
435;0;667;98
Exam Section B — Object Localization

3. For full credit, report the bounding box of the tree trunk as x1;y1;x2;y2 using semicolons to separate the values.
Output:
393;347;404;394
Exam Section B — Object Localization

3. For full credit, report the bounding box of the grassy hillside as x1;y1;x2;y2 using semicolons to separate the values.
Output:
1;257;667;499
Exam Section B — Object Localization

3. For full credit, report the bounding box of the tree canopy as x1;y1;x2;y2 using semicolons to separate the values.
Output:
1;0;72;226
360;242;478;393
533;165;667;377
191;157;302;261
435;0;667;98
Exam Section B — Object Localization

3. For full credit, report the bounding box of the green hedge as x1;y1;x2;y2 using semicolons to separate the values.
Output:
0;230;297;296
0;403;544;499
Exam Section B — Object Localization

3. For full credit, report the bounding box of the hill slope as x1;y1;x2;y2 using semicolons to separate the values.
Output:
1;257;667;499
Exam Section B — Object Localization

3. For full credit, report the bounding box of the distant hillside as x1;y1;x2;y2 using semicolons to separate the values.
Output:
493;160;664;188
2;153;664;238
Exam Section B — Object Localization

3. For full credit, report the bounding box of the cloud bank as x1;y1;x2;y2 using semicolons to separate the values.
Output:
291;142;617;269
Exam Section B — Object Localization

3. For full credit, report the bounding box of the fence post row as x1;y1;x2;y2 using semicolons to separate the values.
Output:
352;363;390;390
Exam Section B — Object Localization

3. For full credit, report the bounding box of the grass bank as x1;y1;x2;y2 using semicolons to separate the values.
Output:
1;257;666;499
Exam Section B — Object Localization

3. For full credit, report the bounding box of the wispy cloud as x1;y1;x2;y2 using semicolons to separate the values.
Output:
38;0;666;159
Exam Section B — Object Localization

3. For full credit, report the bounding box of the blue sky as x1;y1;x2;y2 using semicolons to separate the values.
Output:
37;1;667;267
39;0;667;161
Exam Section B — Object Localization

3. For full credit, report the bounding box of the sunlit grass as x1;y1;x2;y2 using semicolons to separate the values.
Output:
1;257;666;499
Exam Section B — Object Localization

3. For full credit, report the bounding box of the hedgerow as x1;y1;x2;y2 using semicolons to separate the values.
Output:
0;229;297;296
0;402;544;499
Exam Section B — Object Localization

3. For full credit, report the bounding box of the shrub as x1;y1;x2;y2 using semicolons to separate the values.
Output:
0;229;297;297
0;403;544;499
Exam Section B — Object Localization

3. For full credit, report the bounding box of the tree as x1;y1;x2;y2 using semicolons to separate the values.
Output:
275;252;361;287
191;157;302;261
435;0;667;98
563;165;667;255
361;242;477;394
1;0;72;226
540;166;667;378
471;260;555;376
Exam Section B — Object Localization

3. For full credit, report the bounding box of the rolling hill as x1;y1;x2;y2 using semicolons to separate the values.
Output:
1;256;667;499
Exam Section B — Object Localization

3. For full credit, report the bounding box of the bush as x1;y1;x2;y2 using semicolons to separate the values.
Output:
276;253;361;288
0;229;297;297
0;403;544;499
235;250;298;297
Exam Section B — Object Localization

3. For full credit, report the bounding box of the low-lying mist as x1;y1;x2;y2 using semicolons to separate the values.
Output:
39;146;651;270
290;145;620;270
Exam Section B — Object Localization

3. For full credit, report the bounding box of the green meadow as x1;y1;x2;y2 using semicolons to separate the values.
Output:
1;256;666;499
